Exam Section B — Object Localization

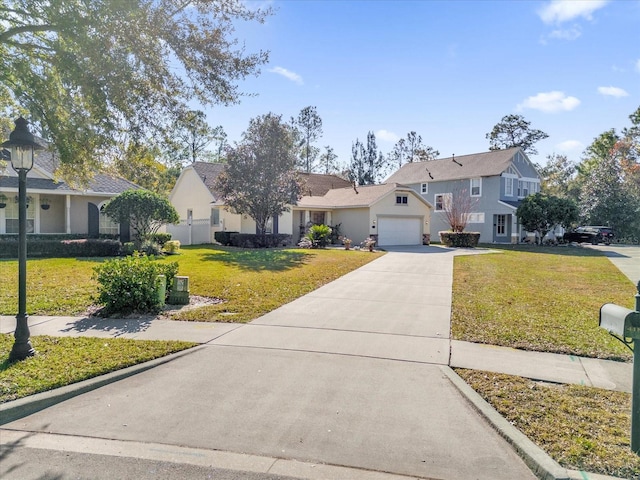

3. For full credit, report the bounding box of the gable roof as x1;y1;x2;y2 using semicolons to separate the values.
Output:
191;161;226;196
299;172;352;196
0;151;140;195
298;183;430;209
189;162;351;199
385;147;524;184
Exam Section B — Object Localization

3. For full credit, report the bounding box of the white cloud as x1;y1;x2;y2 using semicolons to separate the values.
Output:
547;27;582;41
517;91;580;113
375;129;399;143
538;0;609;24
268;66;303;85
598;86;629;98
636;59;640;73
556;140;584;152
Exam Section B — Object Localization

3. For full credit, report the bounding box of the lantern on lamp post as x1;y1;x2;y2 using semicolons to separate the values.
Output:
1;117;45;361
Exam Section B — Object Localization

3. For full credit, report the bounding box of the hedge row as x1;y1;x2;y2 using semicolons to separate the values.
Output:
214;231;292;248
438;232;481;248
0;239;121;258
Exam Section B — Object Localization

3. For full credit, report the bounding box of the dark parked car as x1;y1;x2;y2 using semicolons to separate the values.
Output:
563;226;615;245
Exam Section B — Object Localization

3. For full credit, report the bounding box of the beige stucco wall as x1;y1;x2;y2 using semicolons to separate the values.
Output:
371;191;431;235
38;195;65;233
170;168;215;221
69;195;110;234
332;207;370;245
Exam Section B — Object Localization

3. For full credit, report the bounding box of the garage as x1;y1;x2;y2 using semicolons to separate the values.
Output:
377;217;422;246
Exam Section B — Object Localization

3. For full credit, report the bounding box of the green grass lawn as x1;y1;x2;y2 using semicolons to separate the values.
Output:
0;334;196;403
0;245;382;322
457;369;638;479
453;245;637;478
452;245;635;361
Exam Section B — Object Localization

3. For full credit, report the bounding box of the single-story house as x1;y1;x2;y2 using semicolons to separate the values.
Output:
385;147;541;243
0;151;139;239
168;162;432;246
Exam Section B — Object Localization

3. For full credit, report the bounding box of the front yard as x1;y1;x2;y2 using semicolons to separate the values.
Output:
452;244;635;361
0;245;383;322
453;244;638;479
1;244;638;477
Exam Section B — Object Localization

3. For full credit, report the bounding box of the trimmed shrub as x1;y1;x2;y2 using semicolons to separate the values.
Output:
150;232;172;246
93;255;179;315
139;239;162;256
163;240;181;255
214;231;239;246
230;234;291;248
122;242;136;256
0;238;121;258
439;231;480;248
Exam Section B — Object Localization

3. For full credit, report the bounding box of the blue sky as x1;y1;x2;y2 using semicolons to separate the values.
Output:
207;0;640;170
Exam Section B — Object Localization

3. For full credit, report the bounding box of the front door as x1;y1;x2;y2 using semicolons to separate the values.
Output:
88;203;99;238
493;214;511;243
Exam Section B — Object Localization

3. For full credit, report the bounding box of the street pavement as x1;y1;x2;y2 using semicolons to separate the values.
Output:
0;244;638;480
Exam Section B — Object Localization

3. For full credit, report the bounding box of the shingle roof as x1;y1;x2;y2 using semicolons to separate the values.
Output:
191;162;226;197
0;151;139;194
298;183;422;209
298;173;352;196
385;147;522;184
189;162;352;200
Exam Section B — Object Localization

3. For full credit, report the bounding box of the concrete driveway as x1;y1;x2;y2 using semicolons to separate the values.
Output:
589;243;640;285
1;246;538;480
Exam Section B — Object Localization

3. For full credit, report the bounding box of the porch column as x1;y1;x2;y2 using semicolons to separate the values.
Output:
65;195;71;234
326;211;332;226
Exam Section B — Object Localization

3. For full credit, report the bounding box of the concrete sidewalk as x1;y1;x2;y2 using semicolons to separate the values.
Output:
0;244;635;480
1;315;632;393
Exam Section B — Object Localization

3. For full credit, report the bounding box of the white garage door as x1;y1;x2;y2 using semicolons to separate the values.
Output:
377;217;421;246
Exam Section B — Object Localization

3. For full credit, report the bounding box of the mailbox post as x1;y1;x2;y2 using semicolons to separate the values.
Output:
599;280;640;454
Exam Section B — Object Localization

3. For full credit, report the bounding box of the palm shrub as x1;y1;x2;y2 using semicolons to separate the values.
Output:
306;224;332;248
93;255;179;314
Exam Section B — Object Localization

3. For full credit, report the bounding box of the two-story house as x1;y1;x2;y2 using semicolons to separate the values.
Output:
385;147;541;244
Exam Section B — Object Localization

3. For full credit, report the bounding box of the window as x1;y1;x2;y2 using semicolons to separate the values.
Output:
420;183;428;194
470;178;481;197
211;208;220;226
99;203;119;235
311;211;325;224
467;212;485;224
496;214;506;236
5;197;34;234
518;180;529;197
434;193;451;211
505;177;514;196
396;195;408;205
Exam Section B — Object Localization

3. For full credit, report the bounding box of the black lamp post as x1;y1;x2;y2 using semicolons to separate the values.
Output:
2;117;45;362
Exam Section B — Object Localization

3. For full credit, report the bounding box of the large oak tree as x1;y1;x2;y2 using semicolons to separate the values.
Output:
0;0;269;182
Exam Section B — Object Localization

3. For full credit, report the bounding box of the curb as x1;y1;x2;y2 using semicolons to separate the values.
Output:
441;366;623;480
0;344;207;426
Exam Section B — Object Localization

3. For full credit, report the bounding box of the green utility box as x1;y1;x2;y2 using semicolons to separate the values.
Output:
168;276;190;305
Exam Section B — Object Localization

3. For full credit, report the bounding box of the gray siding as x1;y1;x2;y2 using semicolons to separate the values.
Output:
409;176;520;244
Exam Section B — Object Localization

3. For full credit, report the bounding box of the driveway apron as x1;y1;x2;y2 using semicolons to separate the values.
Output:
2;247;537;480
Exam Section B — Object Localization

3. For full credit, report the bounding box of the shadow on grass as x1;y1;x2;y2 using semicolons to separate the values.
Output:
199;247;312;271
480;243;609;258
